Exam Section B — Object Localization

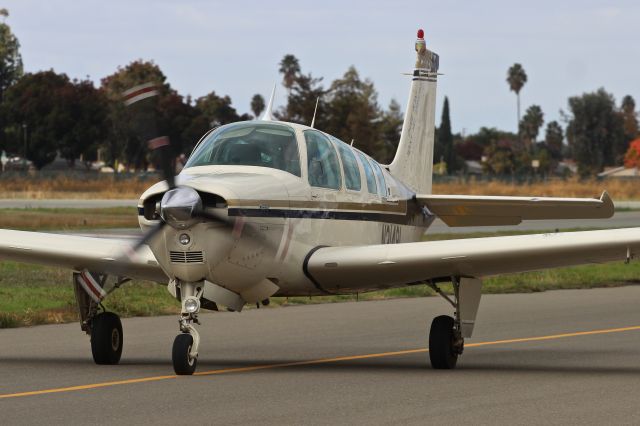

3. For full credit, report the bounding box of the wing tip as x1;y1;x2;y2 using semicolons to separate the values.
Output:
599;191;615;218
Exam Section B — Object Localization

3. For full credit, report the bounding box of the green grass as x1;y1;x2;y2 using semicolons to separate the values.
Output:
0;207;139;230
0;261;179;327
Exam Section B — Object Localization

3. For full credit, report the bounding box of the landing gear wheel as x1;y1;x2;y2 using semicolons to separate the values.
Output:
172;333;197;375
91;312;123;365
429;315;459;369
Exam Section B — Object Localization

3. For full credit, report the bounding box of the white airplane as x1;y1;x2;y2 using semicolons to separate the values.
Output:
0;29;638;375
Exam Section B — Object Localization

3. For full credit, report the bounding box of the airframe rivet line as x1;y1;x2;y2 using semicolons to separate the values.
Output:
1;324;640;400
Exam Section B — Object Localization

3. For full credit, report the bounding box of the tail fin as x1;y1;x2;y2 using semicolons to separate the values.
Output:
389;29;439;194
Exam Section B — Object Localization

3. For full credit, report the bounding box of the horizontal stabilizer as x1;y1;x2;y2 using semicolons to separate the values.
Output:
417;191;614;227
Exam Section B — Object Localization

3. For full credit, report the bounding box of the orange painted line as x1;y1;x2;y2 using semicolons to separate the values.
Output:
464;325;640;348
1;324;639;399
0;375;177;399
193;348;429;377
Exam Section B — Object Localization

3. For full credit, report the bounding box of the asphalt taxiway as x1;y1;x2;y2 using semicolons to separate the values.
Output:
1;287;640;425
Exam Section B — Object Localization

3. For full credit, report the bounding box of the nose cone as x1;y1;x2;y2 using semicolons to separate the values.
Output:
161;187;203;230
156;222;235;283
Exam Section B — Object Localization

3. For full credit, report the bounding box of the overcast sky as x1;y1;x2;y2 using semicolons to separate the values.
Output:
4;0;639;134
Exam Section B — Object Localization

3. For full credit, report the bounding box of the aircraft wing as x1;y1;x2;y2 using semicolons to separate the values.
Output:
305;227;640;291
0;229;167;282
417;191;614;227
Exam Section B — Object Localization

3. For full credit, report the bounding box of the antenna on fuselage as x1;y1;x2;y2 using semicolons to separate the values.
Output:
310;97;320;128
260;84;277;121
350;139;355;146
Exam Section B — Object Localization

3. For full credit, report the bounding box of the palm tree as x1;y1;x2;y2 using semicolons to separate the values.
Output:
507;63;528;137
278;54;300;94
519;104;544;148
250;94;265;118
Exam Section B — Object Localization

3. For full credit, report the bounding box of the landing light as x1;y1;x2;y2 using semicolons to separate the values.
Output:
179;233;191;245
183;297;200;314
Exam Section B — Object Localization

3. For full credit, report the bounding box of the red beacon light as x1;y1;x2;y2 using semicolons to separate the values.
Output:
415;29;426;53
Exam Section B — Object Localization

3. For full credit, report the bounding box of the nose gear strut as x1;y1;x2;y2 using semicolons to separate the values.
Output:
172;281;203;375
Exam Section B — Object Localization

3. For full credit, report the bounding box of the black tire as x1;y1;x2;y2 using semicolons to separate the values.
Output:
429;315;458;369
91;312;123;365
172;333;197;375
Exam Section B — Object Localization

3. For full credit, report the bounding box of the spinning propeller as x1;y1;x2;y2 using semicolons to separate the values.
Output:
121;83;232;256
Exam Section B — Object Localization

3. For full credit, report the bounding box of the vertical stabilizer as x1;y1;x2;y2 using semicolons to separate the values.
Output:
389;29;439;194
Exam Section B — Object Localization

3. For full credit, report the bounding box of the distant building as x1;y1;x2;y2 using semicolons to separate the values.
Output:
464;160;483;175
598;166;640;179
557;160;577;176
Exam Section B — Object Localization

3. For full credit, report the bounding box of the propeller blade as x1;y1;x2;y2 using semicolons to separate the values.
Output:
130;221;167;254
148;136;175;190
123;82;176;189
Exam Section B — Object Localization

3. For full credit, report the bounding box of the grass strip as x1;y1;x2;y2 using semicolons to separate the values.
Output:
0;207;138;230
1;229;639;327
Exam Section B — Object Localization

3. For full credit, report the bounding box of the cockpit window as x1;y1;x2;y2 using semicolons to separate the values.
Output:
331;137;361;191
184;122;301;176
304;130;342;190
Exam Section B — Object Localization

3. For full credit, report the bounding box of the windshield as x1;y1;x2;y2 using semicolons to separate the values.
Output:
185;122;301;176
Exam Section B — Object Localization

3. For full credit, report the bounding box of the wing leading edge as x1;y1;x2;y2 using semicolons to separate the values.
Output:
418;191;614;227
305;227;640;292
0;229;167;282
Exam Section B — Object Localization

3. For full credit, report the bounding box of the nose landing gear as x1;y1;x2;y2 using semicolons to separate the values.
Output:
172;281;203;375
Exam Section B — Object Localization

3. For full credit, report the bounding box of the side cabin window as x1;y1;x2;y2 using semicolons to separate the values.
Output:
369;159;388;198
356;151;377;195
331;137;361;191
304;130;342;190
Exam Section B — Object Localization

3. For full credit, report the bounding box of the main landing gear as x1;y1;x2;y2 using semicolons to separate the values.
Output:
429;314;461;369
91;312;123;364
427;277;482;369
73;271;127;366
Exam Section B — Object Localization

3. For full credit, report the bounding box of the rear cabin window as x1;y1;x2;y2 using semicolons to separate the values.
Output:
332;138;361;191
369;159;387;198
304;131;342;190
356;151;377;195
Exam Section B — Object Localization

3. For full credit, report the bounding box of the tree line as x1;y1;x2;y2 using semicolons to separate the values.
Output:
0;11;637;177
434;64;639;178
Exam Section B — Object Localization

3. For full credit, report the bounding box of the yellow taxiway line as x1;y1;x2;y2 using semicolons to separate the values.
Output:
1;324;639;400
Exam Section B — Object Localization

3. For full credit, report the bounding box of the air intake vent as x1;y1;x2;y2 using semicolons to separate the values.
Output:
169;251;205;264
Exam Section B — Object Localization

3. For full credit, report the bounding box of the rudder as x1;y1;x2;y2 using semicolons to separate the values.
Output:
389;29;439;194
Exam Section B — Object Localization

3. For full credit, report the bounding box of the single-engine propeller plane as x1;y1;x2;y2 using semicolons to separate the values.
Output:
1;29;638;374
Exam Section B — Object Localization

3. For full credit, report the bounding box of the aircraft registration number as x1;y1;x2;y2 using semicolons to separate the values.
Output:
381;224;401;244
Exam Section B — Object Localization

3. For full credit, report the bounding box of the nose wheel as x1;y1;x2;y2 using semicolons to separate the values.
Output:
172;333;198;375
